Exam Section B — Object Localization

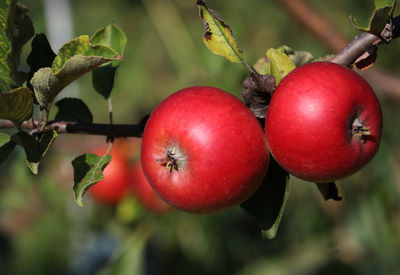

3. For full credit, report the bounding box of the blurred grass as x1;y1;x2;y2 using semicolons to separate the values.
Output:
1;0;400;274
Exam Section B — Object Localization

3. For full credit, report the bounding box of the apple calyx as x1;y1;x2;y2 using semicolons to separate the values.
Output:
351;118;372;139
158;146;185;172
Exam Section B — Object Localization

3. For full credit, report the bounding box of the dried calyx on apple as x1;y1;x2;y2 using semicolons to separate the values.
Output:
157;146;186;172
351;118;372;139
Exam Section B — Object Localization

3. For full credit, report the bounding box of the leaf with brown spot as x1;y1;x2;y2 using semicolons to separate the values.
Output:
197;0;243;63
72;144;112;206
266;48;296;84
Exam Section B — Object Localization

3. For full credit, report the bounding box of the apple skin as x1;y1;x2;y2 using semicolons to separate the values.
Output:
89;149;131;205
129;162;173;214
265;62;382;183
141;86;269;214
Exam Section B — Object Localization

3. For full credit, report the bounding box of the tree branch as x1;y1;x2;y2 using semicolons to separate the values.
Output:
46;121;145;137
0;119;146;138
329;32;380;65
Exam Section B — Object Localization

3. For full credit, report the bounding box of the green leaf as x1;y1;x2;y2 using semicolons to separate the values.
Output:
91;23;127;99
30;35;123;107
54;97;93;123
287;50;314;67
39;129;58;158
350;0;397;35
12;131;41;174
241;158;290;239
0;132;16;164
277;45;314;67
92;64;118;99
11;130;57;174
0;1;34;91
266;48;296;84
253;56;270;75
0;87;33;126
72;149;112;206
26;34;56;90
197;0;243;63
253;46;305;77
91;23;127;66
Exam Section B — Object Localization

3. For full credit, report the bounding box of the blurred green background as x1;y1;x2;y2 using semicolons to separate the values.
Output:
1;0;400;274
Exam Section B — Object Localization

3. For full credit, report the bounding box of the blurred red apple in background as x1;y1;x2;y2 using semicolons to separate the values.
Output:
89;147;131;205
129;162;173;214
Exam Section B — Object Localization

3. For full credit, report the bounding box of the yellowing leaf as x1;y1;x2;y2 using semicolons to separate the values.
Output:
11;130;58;174
0;1;34;91
0;87;33;126
30;35;122;107
266;48;296;84
197;0;243;63
253;56;271;75
52;35;121;74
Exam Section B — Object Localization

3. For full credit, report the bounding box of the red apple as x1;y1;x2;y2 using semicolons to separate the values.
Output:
129;162;173;214
89;148;131;205
141;86;269;213
265;62;382;182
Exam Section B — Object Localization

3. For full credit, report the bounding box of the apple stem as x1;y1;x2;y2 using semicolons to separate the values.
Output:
352;118;371;139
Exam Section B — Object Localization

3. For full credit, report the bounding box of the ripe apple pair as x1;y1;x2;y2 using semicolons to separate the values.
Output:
141;62;382;214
